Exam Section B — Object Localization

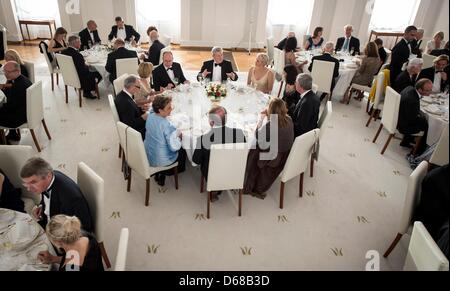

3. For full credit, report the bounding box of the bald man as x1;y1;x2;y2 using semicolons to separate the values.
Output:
79;20;101;51
142;30;165;66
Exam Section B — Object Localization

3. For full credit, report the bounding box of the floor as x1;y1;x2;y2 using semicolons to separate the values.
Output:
2;41;414;271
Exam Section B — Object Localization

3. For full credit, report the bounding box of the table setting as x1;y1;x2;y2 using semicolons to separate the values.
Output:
421;92;449;145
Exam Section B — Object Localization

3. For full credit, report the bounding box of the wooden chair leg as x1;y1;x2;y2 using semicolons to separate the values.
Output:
51;74;55;91
174;167;179;190
145;178;150;206
366;109;377;127
29;129;42;152
200;175;205;193
383;233;403;258
127;170;132;192
56;73;59;85
207;192;211;219
121;154;125;173
366;99;371;113
412;136;422;156
118;144;122;159
299;173;304;198
373;124;384;143
65;85;68;104
346;88;352;105
277;81;284;98
238;189;242;217
95;84;100;99
381;134;395;155
279;182;285;209
98;241;112;269
79;89;82;108
42;119;52;140
328;92;333;102
310;156;314;178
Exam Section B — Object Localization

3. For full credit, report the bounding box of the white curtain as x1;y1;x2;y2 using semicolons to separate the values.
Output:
14;0;62;40
266;0;315;46
135;0;181;44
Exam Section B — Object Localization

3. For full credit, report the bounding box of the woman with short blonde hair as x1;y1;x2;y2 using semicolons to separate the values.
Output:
427;31;446;54
247;53;275;94
4;49;30;79
134;62;157;107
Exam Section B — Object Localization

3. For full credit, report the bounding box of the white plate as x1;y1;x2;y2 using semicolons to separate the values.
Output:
0;209;16;225
6;220;40;251
421;97;434;104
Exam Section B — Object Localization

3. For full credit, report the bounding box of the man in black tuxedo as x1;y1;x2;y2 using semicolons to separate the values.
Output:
410;28;424;58
105;38;139;83
141;30;165;66
114;75;148;139
276;32;296;50
308;42;340;98
292;73;320;137
374;38;388;67
418;55;449;93
393;58;423;93
153;51;189;91
192;106;246;202
62;35;102;99
108;16;140;43
79;20;102;51
390;25;418;85
335;25;360;56
0;61;32;142
198;47;238;83
20;157;93;232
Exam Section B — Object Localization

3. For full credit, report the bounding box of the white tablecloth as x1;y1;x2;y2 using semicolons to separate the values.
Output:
420;94;449;145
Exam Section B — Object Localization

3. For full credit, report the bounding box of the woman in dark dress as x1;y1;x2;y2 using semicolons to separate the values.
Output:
244;98;294;198
4;49;29;79
304;27;324;51
281;64;300;117
0;169;25;213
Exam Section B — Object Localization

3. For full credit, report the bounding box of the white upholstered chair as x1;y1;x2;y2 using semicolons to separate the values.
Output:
279;129;319;209
273;48;285;97
310;60;335;100
266;37;274;67
366;72;385;127
310;102;332;177
56;54;84;107
116;58;139;81
108;95;123;160
421;53;435;70
113;73;130;96
159;35;172;47
39;41;60;91
114;228;129;271
429;123;449;167
23;61;35;83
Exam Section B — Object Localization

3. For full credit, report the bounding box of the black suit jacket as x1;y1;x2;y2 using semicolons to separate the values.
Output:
418;67;449;92
108;25;140;42
410;39;423;58
393;71;417;93
153;62;187;91
105;47;139;82
430;48;450;57
390;39;411;85
335;36;360;55
277;38;288;50
397;86;422;133
308;53;340;90
114;91;146;139
292;90;320;137
197;60;238;82
61;47;91;87
378;47;388;65
79;28;101;50
40;171;93;232
0;75;32;128
192;126;246;180
145;40;165;66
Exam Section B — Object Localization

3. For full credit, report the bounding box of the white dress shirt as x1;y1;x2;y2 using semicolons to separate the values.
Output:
117;27;127;40
43;175;55;217
165;66;176;84
300;89;311;99
89;30;95;43
433;71;442;93
212;63;222;82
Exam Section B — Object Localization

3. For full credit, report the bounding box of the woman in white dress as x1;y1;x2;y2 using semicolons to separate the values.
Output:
247;53;275;94
426;31;445;54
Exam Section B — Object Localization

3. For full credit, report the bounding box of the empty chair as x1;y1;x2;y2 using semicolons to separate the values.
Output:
159;46;172;66
403;221;449;271
422;53;435;70
116;58;139;81
310;102;332;177
39;41;60;91
310;60;335;100
279;129;319;209
273;48;285;97
23;61;35;83
159;35;172;47
205;143;249;219
0;81;51;152
108;95;123;160
117;122;179;206
77;162;111;269
366;72;385;126
266;37;274;67
114;228;129;271
429;123;449;167
383;161;428;258
113;73;130;96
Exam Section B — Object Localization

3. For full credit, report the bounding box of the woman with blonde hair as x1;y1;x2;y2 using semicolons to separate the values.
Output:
247;53;275;94
37;215;104;271
134;62;157;108
4;49;29;79
427;31;445;54
244;98;294;198
48;27;68;54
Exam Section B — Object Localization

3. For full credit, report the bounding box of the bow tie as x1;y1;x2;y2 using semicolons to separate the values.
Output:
42;190;50;199
166;67;173;71
118;27;124;30
214;63;223;67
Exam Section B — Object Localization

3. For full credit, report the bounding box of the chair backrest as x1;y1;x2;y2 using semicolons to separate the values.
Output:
116;58;138;81
159;46;172;66
398;161;428;234
56;54;81;88
311;60;335;94
380;63;390;71
76;162;104;241
39;41;56;73
430;123;449;167
266;37;274;64
373;71;385;109
114;228;129;271
1;25;7;53
280;129;319;183
159;35;171;47
312;83;319;94
113;73;129;96
206;143;250;192
118;122;151;178
116;122;127;158
26;81;44;129
403;221;449;271
273;48;285;76
318;101;333;140
108;95;120;125
381;86;401;134
23;61;35;83
422;53;435;70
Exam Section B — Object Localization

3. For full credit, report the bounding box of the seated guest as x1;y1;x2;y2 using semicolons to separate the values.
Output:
285;37;307;72
304;27;324;51
114;75;148;139
62;35;102;99
277;32;296;50
147;26;158;35
247;53;275;94
198;47;238;83
141;30;165;66
192;106;246;202
418;55;449;93
20;157;93;232
374;38;388;66
105;38;139;83
430;41;450;57
48;27;68;54
390;25;418;85
144;96;186;187
38;215;104;271
79;20;101;50
244;99;294;199
341;42;381;104
4;49;29;79
292;74;320;137
108;16;140;43
153;51;189;91
134;62;156;108
426;31;446;54
393;58;423;93
413;164;449;241
397;79;432;154
281;64;301;117
308;41;340;96
0;169;25;213
411;28;425;57
335;25;360;56
0;61;32;142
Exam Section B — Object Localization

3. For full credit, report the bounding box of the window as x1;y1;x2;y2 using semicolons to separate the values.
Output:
369;0;421;31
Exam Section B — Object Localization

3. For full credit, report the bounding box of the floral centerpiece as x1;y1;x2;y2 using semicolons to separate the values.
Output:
206;83;227;100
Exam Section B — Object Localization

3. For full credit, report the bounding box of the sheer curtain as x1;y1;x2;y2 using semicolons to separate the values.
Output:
369;0;420;31
266;0;315;46
135;0;181;44
14;0;62;39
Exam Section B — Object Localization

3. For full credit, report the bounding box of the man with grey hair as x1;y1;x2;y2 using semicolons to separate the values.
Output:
114;75;148;139
79;20;101;51
62;35;102;99
393;58;423;93
292;73;320;137
105;38;139;83
276;31;296;50
335;25;360;55
198;46;238;83
411;28;425;57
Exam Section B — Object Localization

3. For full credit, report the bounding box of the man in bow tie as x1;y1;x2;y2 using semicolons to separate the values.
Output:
108;16;141;43
20;157;93;232
390;25;418;86
79;20;101;51
198;47;238;83
153;51;189;91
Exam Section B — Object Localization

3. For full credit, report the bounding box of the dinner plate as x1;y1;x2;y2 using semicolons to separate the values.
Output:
6;220;40;251
0;209;16;225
